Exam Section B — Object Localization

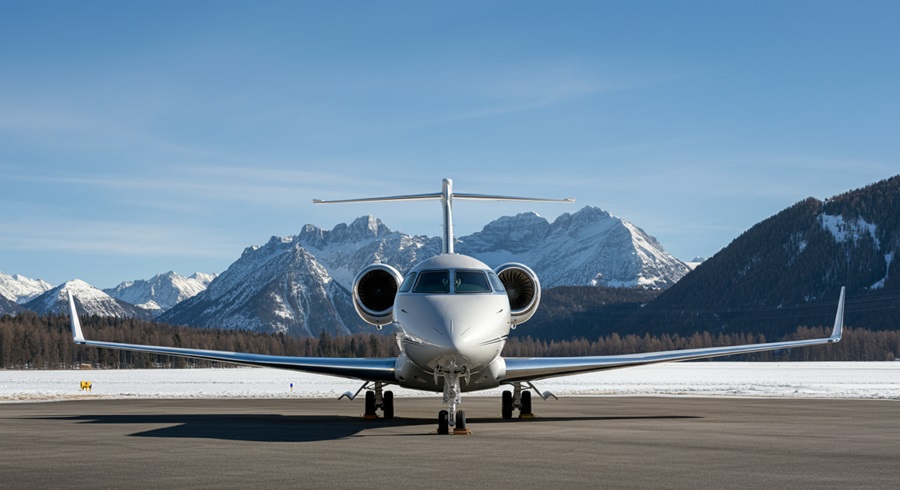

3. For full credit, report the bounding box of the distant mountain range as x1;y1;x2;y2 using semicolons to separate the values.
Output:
0;272;53;304
159;206;688;337
104;271;217;313
5;175;899;340
1;206;690;336
25;280;155;320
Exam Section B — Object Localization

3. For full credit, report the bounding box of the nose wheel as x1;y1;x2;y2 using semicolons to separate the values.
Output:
437;409;469;435
435;362;471;434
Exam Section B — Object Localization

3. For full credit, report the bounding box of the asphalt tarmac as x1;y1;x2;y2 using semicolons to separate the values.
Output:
1;396;897;489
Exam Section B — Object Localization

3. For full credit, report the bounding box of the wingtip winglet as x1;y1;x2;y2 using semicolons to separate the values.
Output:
830;286;845;342
67;291;86;343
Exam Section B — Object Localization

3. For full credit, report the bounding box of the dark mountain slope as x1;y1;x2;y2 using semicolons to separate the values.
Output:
625;175;900;337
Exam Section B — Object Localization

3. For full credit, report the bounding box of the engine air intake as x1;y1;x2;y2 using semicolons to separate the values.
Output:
495;263;541;326
352;264;403;326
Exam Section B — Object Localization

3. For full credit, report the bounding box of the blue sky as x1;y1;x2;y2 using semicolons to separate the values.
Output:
1;1;898;288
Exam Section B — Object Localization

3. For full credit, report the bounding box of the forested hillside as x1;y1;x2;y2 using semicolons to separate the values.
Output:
512;286;661;341
622;175;900;337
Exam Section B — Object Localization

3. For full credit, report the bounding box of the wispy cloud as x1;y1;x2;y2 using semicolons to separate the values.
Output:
8;165;403;211
0;217;237;258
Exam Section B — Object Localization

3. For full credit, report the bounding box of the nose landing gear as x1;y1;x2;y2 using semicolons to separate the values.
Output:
435;362;471;435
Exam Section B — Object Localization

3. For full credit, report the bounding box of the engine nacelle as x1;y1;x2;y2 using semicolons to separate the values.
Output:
352;264;403;327
495;263;541;326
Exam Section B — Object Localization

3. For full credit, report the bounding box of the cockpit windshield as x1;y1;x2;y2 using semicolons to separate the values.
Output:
413;270;451;293
454;270;491;293
408;269;498;294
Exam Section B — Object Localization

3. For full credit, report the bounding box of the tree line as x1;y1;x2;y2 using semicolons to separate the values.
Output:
0;313;399;369
1;312;897;369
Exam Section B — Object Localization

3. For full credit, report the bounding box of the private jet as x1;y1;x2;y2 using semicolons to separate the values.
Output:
68;178;845;434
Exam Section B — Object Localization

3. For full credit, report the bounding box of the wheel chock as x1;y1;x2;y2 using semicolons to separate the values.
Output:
519;413;536;419
363;414;379;420
453;428;472;435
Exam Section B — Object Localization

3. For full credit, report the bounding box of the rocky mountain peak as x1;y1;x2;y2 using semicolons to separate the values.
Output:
25;279;152;319
104;271;217;313
0;271;54;303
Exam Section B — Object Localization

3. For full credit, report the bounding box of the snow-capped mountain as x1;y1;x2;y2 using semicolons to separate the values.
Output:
161;206;688;336
297;215;442;288
158;239;367;337
25;280;154;319
457;207;689;288
686;257;708;270
296;208;688;290
104;271;218;313
0;272;53;304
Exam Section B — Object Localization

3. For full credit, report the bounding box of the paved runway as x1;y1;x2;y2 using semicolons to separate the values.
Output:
1;396;897;489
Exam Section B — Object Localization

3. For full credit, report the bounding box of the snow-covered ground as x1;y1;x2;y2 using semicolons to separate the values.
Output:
1;362;898;403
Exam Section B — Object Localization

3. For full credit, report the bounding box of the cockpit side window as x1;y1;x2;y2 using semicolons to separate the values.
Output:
487;271;506;293
454;270;492;293
413;270;450;293
398;272;417;293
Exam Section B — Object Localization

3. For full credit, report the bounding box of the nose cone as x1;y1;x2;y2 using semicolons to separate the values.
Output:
426;317;500;375
434;318;477;357
395;294;509;373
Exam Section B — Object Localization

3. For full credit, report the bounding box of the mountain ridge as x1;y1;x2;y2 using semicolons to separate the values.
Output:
158;205;687;336
104;271;218;313
618;175;900;337
25;280;154;320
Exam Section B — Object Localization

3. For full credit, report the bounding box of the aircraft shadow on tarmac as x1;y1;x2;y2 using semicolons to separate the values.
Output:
34;413;702;443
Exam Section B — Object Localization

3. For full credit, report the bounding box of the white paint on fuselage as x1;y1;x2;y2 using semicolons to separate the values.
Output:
391;254;511;392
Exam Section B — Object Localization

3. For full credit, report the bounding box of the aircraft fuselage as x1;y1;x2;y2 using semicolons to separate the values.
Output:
391;254;511;393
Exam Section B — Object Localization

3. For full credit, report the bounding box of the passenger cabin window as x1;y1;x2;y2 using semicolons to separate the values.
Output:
455;270;492;293
398;272;417;293
413;270;450;293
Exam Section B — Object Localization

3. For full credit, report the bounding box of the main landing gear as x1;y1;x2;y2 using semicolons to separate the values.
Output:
340;381;394;419
501;382;557;419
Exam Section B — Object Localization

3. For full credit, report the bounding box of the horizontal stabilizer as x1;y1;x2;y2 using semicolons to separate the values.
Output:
313;193;574;205
313;193;442;204
314;178;574;254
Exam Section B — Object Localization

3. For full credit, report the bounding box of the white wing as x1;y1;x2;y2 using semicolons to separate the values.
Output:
67;292;397;382
502;287;845;383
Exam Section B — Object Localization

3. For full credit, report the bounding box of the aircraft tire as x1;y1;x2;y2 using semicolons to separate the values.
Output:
365;390;376;417
383;390;394;419
438;410;449;435
521;390;532;415
501;390;513;419
455;410;467;430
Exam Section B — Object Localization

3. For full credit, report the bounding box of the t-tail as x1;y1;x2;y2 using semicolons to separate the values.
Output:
313;178;575;254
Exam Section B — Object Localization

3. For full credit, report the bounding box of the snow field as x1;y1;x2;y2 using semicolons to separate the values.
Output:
1;362;898;403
